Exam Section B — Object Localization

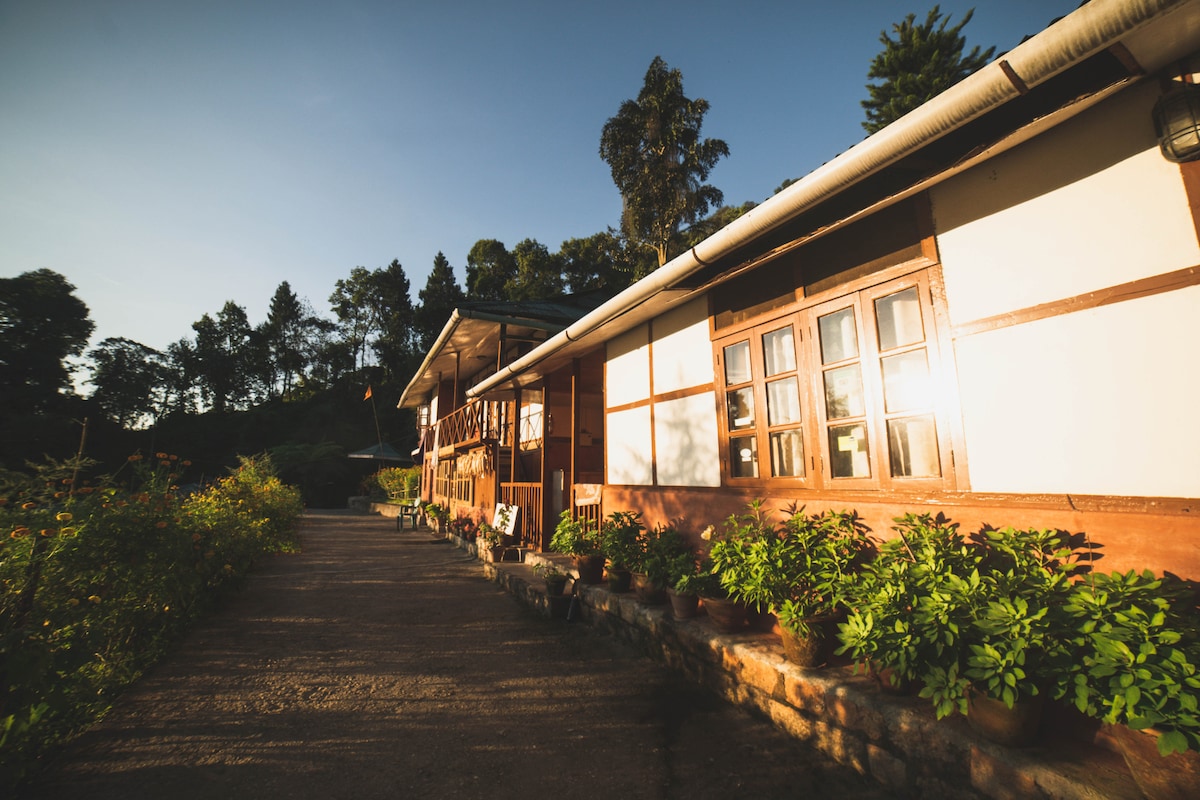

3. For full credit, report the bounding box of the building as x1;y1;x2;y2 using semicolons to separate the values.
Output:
399;0;1200;578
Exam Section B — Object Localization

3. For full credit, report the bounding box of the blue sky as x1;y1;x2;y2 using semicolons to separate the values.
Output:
0;0;1080;368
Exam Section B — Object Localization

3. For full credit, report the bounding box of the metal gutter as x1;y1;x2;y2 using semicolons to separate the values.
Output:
465;0;1195;401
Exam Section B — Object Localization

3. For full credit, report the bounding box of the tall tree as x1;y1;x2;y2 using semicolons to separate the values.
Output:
861;6;995;134
0;269;94;415
264;281;308;398
599;56;729;271
508;239;564;301
87;337;165;428
465;239;517;301
191;301;254;413
371;259;417;379
415;252;464;351
329;267;377;371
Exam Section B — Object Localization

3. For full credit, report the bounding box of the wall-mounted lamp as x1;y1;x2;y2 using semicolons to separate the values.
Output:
1154;79;1200;163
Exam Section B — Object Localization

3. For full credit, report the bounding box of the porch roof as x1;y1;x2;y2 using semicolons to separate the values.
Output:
397;291;614;408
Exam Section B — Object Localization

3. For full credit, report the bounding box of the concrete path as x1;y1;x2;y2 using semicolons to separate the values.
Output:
23;510;893;799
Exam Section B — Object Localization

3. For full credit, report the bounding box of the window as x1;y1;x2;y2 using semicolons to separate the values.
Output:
715;271;951;491
720;323;811;486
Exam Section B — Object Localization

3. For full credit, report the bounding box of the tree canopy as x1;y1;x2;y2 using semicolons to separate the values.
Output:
0;269;94;415
861;6;995;134
599;56;729;271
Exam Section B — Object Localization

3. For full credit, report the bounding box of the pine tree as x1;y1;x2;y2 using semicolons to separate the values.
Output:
861;6;995;134
415;252;464;351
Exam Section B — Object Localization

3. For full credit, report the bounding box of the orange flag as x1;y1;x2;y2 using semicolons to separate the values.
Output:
363;385;373;401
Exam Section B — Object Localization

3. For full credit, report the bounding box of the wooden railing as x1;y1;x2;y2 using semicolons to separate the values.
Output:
436;401;503;450
500;482;543;549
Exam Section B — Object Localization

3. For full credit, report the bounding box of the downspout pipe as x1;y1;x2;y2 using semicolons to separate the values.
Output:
467;0;1191;401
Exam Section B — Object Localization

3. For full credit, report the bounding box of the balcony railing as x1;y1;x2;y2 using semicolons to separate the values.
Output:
435;401;504;451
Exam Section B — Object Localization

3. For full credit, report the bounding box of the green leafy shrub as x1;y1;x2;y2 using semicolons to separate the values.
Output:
1062;569;1200;755
374;466;420;501
0;452;302;790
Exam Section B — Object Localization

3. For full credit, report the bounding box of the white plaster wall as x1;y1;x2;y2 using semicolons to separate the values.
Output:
654;393;721;487
606;405;654;485
652;296;714;393
606;324;650;408
954;286;1200;498
933;80;1200;327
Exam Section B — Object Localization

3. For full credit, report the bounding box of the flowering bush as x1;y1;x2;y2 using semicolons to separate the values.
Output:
0;452;302;790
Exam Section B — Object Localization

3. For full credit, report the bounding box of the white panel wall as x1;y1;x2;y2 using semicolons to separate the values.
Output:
654;394;721;487
933;80;1200;327
606;324;650;408
955;287;1200;498
652;296;713;393
606;406;653;485
605;295;719;487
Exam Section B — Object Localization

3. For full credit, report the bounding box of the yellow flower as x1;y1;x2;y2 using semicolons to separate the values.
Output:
56;512;73;522
39;528;56;537
61;527;77;536
87;595;102;604
10;527;30;539
700;525;715;541
21;501;36;510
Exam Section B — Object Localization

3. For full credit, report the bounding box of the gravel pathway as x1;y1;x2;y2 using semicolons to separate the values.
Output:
22;510;894;799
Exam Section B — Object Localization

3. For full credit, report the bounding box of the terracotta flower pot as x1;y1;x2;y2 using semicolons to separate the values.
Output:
1110;724;1200;800
631;572;667;605
700;595;748;633
780;625;823;667
966;690;1044;747
666;588;699;619
574;554;604;584
607;567;632;593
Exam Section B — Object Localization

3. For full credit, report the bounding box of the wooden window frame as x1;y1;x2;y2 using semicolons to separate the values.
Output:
713;265;956;492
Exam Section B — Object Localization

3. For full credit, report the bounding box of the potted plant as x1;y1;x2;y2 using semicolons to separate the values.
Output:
668;559;716;619
423;502;450;534
550;510;604;584
477;522;505;561
1060;568;1200;798
534;562;570;596
631;523;691;605
600;510;644;593
837;512;978;692
891;522;1080;745
709;500;871;663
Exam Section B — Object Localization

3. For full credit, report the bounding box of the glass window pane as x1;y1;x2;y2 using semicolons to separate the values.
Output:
828;423;871;478
818;307;858;364
823;365;865;419
724;341;751;384
888;415;941;478
730;435;758;478
875;287;924;351
727;387;755;430
881;349;931;413
767;377;801;426
770;429;805;477
762;326;796;376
